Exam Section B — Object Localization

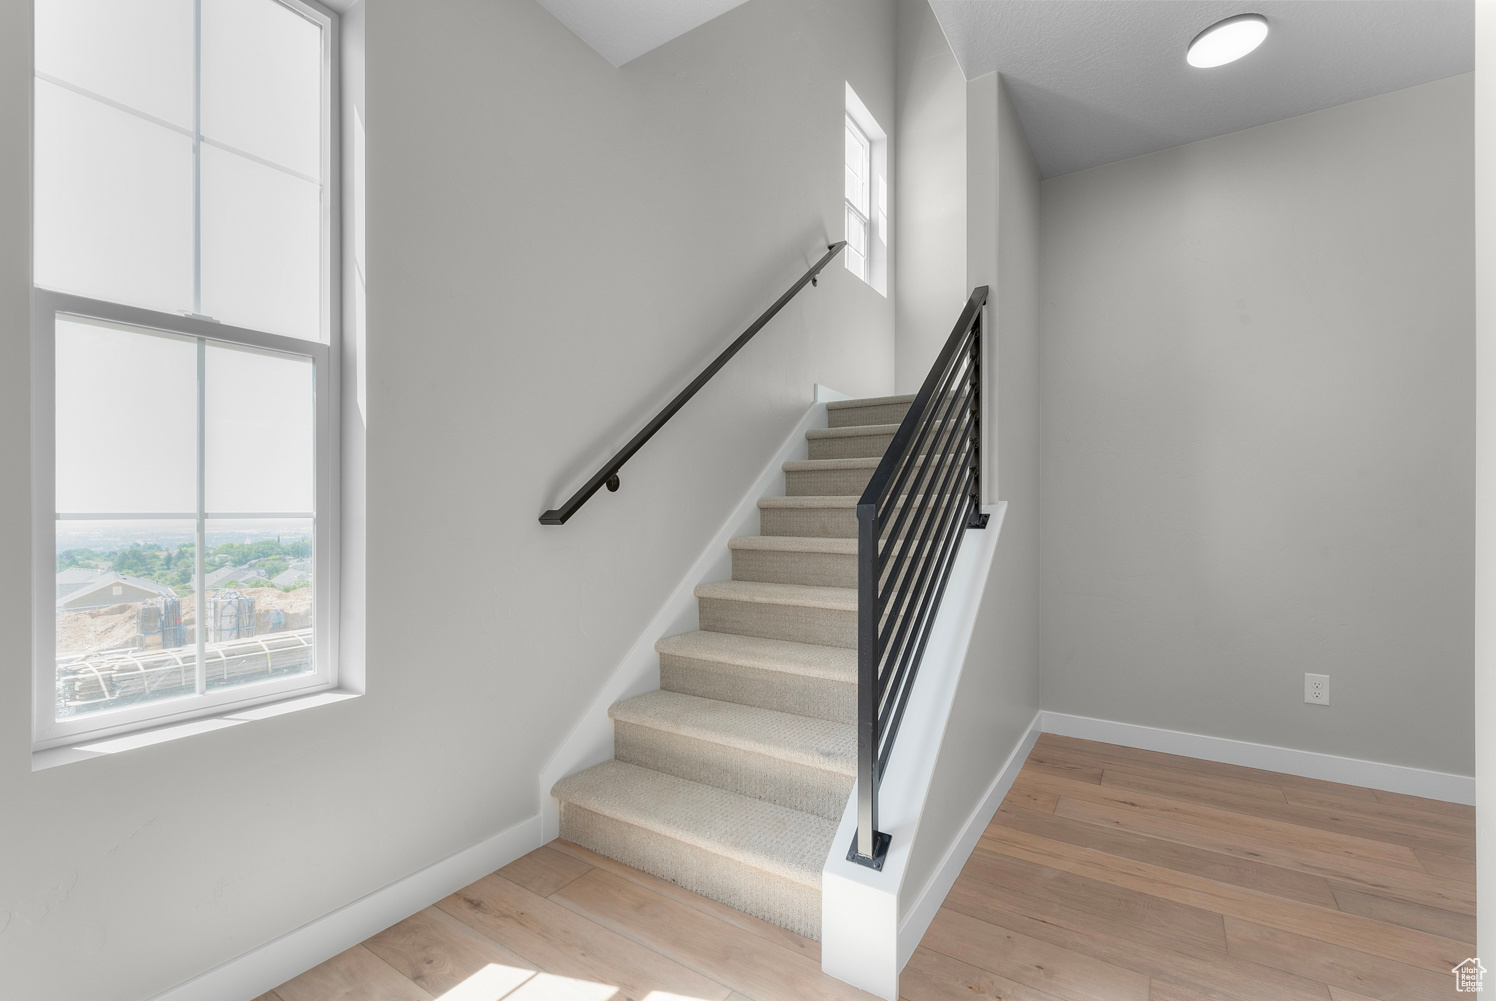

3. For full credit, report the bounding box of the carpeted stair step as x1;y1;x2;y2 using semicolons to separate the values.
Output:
655;630;856;724
806;419;963;460
551;759;836;939
609;690;855;820
806;423;899;459
826;393;915;428
758;495;862;538
695;579;857;648
785;447;966;496
728;534;857;588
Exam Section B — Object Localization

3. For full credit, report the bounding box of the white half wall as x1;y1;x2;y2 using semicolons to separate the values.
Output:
1040;75;1477;778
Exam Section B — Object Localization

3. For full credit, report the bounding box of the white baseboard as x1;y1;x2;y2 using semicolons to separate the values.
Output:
1041;711;1475;806
536;385;846;841
148;814;543;1001
896;711;1040;971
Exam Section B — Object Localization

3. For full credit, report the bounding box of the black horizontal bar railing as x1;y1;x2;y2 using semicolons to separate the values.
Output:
540;242;848;525
850;285;990;868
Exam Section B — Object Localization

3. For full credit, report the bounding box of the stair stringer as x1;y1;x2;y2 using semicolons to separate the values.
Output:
821;501;1022;1000
537;384;853;842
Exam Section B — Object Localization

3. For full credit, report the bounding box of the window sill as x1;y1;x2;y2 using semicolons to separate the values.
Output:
31;689;361;771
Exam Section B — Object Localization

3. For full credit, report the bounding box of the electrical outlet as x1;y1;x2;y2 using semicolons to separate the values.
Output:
1304;673;1330;706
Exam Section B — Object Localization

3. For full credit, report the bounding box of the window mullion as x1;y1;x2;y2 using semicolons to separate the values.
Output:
195;337;207;696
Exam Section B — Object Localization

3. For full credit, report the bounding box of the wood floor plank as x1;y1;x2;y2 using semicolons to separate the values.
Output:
1102;771;1476;863
1041;744;1291;807
939;861;1334;1001
1414;847;1478;883
1030;772;1425;870
363;905;543;998
1325;990;1385;1001
550;866;879;1001
978;824;1469;973
952;846;1228;957
900;946;1069;1001
921;907;1151;1001
1224;917;1453;1001
251;993;286;1001
273;945;434;1001
1281;787;1477;840
1041;790;1475;911
435;873;731;1001
1003;774;1060;814
498;845;593;897
1373;788;1476;821
991;801;1340;908
1036;735;1381;803
546;838;822;963
1328;881;1474;944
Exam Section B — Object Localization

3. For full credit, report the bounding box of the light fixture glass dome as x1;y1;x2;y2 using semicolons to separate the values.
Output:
1187;13;1269;68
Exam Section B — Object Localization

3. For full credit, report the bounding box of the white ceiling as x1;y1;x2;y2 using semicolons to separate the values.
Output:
929;1;1474;178
534;0;751;67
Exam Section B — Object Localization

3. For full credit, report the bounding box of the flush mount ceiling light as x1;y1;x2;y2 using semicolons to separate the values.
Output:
1187;13;1269;68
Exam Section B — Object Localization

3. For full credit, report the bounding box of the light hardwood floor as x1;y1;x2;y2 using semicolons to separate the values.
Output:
261;734;1475;1001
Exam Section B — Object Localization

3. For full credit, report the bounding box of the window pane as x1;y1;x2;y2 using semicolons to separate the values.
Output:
205;343;315;513
35;0;194;129
201;0;323;178
55;519;199;720
56;316;197;515
203;518;315;692
846;208;868;258
201;145;322;339
34;80;195;315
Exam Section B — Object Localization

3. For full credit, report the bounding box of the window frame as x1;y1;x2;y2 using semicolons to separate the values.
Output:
29;0;343;752
844;113;871;284
843;82;888;296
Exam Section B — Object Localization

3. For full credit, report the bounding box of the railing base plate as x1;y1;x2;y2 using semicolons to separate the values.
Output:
847;830;891;870
968;510;989;529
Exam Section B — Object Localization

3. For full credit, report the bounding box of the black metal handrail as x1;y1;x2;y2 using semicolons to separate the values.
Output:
849;285;990;868
540;242;848;525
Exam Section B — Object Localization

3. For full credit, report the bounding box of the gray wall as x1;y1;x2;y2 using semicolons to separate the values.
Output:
893;0;966;393
903;71;1041;919
1473;0;1494;966
1040;75;1476;776
0;1;898;998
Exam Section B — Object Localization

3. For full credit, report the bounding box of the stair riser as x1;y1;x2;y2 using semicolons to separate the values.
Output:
788;451;968;498
558;805;822;939
613;722;852;821
659;656;856;725
731;547;857;588
759;506;858;538
698;596;856;648
785;466;876;497
807;432;895;460
828;403;911;428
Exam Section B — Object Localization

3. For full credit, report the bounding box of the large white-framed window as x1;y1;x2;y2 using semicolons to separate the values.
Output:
844;82;888;296
31;0;342;751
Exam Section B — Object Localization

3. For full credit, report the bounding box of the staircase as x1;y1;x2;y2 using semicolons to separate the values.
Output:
551;393;914;940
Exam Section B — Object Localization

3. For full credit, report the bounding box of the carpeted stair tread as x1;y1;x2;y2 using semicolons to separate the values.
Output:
656;630;855;682
551;760;836;890
825;393;915;410
805;423;901;440
695;579;857;611
783;456;885;473
610;690;855;776
728;535;858;554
